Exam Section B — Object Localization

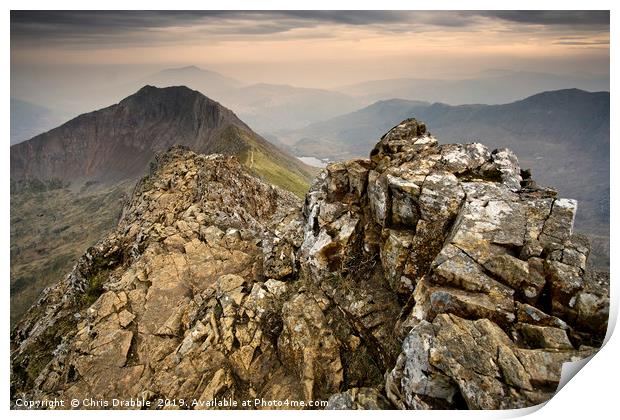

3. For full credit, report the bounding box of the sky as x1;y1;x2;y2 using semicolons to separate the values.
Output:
11;10;610;91
11;11;609;87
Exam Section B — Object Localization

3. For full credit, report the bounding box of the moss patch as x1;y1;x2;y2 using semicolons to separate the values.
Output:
80;269;109;307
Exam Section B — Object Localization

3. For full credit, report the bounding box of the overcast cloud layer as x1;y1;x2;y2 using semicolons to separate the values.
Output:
11;10;610;46
10;10;609;105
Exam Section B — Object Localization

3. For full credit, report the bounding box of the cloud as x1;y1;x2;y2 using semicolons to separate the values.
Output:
10;10;610;48
554;40;610;46
8;11;461;47
480;10;609;26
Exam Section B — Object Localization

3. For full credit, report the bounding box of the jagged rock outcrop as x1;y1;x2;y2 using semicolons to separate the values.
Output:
11;146;307;406
300;118;608;409
11;119;609;410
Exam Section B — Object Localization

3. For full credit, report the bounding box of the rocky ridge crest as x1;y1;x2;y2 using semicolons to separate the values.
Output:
11;120;609;410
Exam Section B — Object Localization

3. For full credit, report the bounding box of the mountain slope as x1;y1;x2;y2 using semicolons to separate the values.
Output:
277;99;430;160
11;85;315;194
282;89;610;267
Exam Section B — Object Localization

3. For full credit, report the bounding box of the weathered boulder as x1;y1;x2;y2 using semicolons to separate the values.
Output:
387;313;595;409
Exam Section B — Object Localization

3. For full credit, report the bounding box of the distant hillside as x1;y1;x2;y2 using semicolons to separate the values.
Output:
282;89;610;268
277;98;431;160
223;83;363;132
337;70;610;105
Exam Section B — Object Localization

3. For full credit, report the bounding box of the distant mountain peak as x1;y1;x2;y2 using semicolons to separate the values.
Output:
116;85;225;120
177;65;201;71
148;65;242;90
160;65;211;73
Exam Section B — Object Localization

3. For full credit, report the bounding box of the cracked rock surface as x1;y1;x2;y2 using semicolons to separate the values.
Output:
11;120;609;410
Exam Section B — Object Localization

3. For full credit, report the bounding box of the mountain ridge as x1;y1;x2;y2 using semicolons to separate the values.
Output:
10;85;315;195
11;119;609;410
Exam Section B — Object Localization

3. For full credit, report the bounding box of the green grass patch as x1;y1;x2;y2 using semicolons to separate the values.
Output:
221;125;312;198
243;149;310;198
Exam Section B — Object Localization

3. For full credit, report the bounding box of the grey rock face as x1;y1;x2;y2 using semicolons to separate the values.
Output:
299;119;607;409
